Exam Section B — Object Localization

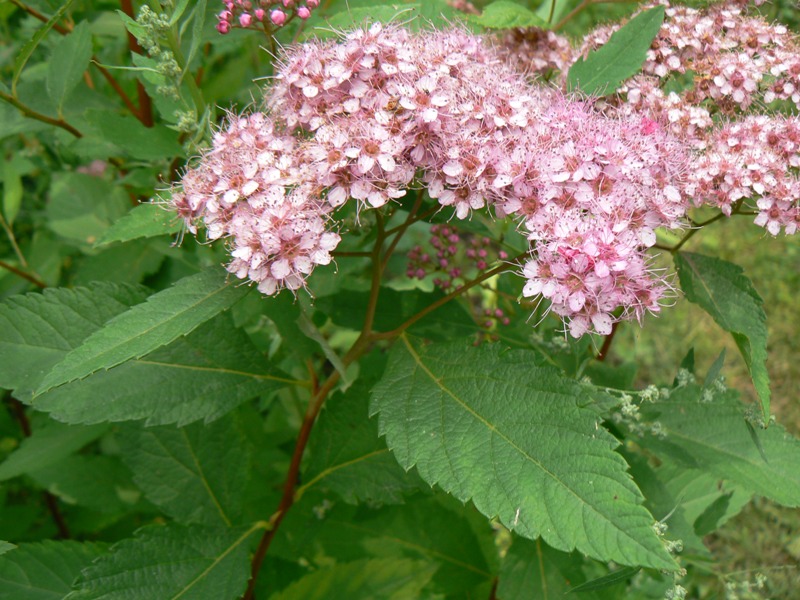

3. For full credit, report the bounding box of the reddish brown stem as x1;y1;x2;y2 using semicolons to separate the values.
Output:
7;397;71;539
0;91;83;138
120;0;154;127
373;252;528;340
244;215;524;596
95;63;142;118
596;320;620;362
243;369;344;600
11;0;147;125
9;0;69;33
0;260;47;288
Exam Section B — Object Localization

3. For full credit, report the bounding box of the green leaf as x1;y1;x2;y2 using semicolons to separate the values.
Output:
303;5;420;41
656;463;750;534
297;312;351;387
117;411;251;527
304;366;424;504
169;0;192;25
638;384;800;506
46;173;130;247
36;266;251;394
567;6;665;96
469;0;547;30
46;21;93;112
568;566;640;594
692;493;733;536
27;455;139;514
371;337;676;570
499;537;614;599
184;0;208;76
85;110;183;160
0;542;14;557
74;239;165;286
705;349;727;388
419;0;461;29
622;451;707;556
371;337;675;569
0;541;106;600
35;313;290;426
350;496;495;596
95;202;182;247
2;159;23;225
67;523;263;600
0;282;149;400
0;421;108;482
12;0;75;96
268;558;437;600
675;252;771;419
115;10;147;44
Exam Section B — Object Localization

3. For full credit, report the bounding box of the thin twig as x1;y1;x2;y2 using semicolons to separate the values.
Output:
6;397;71;539
10;0;147;126
244;213;394;598
595;320;620;361
0;209;29;267
0;260;47;288
553;0;639;31
381;190;424;272
8;0;69;34
373;252;528;340
245;219;525;595
120;0;154;127
0;91;83;138
384;204;439;236
671;210;733;253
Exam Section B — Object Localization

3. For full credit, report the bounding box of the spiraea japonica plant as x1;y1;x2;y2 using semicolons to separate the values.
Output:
1;0;799;598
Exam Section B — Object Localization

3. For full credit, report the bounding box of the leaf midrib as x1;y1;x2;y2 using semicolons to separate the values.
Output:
39;278;239;392
400;336;667;564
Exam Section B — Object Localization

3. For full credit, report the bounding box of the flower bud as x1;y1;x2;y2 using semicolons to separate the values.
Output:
270;9;286;25
298;6;311;19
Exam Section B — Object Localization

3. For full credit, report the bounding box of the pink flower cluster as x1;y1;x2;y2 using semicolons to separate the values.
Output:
576;1;800;117
494;28;575;82
216;0;318;34
171;114;340;294
514;103;689;337
688;116;800;235
175;23;695;336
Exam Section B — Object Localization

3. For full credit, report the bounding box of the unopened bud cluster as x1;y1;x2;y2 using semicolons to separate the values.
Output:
216;0;319;34
407;225;508;291
136;6;182;100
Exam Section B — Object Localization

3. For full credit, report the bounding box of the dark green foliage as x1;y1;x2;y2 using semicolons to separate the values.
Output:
0;1;797;597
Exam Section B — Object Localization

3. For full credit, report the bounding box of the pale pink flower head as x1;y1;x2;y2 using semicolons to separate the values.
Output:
172;112;342;295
